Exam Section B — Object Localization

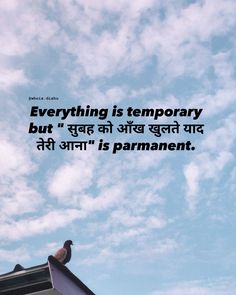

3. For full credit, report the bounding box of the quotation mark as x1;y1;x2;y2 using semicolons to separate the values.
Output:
89;140;95;145
58;123;64;128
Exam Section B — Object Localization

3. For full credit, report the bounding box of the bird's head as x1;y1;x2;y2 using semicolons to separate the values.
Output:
64;240;73;247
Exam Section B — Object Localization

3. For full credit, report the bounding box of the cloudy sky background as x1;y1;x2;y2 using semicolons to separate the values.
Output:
0;0;236;294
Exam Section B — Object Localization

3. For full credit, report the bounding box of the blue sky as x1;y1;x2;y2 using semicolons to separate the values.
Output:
0;0;236;294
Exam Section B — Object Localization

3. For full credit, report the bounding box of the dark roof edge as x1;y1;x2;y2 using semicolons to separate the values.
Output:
0;262;48;278
48;256;95;295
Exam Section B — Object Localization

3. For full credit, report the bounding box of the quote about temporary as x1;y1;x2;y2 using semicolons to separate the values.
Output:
28;105;204;154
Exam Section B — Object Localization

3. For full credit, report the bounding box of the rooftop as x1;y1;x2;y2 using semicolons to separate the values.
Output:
0;256;95;295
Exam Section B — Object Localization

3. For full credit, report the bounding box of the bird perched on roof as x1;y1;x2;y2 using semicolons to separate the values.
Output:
54;240;73;265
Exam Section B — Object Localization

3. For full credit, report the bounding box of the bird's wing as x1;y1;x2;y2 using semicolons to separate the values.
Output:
54;248;67;263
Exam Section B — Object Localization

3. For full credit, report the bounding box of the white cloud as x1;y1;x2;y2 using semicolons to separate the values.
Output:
80;238;177;266
0;137;34;177
101;227;146;248
184;151;233;211
49;161;93;197
201;116;236;153
0;67;28;91
1;179;43;218
213;52;235;88
0;1;59;57
68;23;135;78
0;129;44;220
184;113;236;211
34;241;62;257
0;0;59;92
189;88;236;118
110;209;144;227
140;0;236;79
73;85;127;106
136;168;173;191
48;150;97;200
183;161;200;210
149;279;236;295
49;0;157;82
1;0;235;95
0;209;84;241
0;0;18;11
78;184;124;213
0;247;30;263
123;151;169;171
56;0;156;27
146;216;167;229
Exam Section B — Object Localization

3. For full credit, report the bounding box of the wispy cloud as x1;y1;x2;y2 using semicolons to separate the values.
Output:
0;247;30;263
48;150;98;200
0;68;28;91
79;237;177;266
184;114;236;211
149;279;236;295
0;209;84;241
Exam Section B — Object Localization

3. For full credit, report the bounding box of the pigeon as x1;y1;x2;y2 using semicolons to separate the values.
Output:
13;264;24;272
54;240;73;265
